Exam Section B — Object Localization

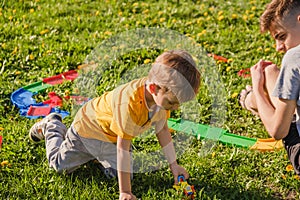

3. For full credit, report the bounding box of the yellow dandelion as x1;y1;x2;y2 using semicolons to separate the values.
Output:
141;2;148;7
104;54;109;60
152;19;157;23
77;16;81;23
281;174;287;179
226;67;232;72
13;9;16;13
104;31;112;35
1;43;6;49
209;7;214;12
294;175;300;180
46;50;52;54
0;127;3;131
206;16;211;21
40;29;49;35
227;58;233;63
144;59;151;64
251;6;256;11
24;24;29;29
118;11;122;16
286;164;294;172
125;24;129;28
1;160;9;167
243;15;247;21
55;19;59;24
8;16;13;20
218;11;223;16
231;92;238;99
264;48;271;53
161;38;166;44
172;19;176;23
132;2;139;7
140;40;145;44
30;8;34;13
249;14;255;19
29;54;34;60
186;21;192;26
0;12;2;16
159;18;165;23
211;152;216;158
197;30;206;37
158;11;163;16
232;14;238;19
196;18;203;24
218;15;224;21
257;47;262;51
15;71;21;75
64;90;70;96
142;9;149;14
95;11;100;16
12;47;18;55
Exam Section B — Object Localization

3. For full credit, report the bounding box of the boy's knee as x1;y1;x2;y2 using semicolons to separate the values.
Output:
264;64;279;76
52;165;73;174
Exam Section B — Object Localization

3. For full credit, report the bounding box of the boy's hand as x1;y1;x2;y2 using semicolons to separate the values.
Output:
170;162;189;184
250;60;273;90
119;192;137;200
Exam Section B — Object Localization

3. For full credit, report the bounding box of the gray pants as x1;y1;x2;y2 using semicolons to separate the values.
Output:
44;119;117;174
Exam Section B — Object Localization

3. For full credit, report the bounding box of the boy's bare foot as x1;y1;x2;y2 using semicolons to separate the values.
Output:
239;85;259;115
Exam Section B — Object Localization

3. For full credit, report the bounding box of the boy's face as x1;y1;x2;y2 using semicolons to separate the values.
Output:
153;89;180;111
272;16;300;52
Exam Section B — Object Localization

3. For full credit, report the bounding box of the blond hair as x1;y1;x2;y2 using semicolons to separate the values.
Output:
148;50;200;103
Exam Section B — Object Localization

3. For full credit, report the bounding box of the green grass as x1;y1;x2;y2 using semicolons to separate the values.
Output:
1;0;299;199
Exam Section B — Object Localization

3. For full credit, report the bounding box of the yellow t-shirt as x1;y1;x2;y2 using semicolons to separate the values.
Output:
73;77;169;143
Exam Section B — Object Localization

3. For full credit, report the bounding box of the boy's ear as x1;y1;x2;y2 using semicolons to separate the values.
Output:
149;83;158;94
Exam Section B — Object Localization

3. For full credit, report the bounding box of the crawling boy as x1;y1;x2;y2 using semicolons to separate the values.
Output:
29;49;201;200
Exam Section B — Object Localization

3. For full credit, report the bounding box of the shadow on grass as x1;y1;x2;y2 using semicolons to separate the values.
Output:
57;161;282;200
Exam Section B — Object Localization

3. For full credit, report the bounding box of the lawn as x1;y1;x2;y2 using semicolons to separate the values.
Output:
0;0;299;199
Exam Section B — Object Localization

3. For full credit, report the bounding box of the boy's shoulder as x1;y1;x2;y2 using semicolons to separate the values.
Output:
283;44;300;61
114;77;147;92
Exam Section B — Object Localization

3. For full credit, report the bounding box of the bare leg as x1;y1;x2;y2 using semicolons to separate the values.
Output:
239;64;280;114
263;63;280;108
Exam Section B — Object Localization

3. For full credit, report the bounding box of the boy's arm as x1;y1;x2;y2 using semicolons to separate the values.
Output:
156;122;189;184
251;61;296;139
117;136;136;200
